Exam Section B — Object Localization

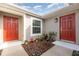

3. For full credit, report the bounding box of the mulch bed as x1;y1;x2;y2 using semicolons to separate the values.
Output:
22;40;54;56
0;49;3;56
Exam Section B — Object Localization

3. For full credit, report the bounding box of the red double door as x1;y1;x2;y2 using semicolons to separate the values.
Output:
60;13;76;43
3;16;18;41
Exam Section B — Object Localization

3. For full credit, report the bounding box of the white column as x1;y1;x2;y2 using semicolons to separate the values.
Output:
23;14;27;41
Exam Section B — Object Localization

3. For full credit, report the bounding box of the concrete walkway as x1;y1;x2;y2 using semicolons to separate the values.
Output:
1;45;28;56
41;45;73;56
1;45;73;56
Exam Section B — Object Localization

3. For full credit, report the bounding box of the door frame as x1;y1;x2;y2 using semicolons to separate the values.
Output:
59;13;76;43
3;15;19;42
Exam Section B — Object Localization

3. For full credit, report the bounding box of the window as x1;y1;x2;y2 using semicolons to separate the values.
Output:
31;18;42;36
33;27;41;33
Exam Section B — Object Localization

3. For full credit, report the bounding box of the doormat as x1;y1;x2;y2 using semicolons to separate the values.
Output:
0;50;3;56
72;50;79;56
22;40;54;56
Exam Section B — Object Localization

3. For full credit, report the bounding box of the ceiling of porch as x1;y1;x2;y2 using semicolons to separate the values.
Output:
15;3;69;16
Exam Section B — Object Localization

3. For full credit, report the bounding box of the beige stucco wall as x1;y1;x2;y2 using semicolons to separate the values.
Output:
44;17;59;40
23;14;31;41
0;14;3;43
75;10;79;44
18;16;24;41
23;14;43;41
44;9;79;44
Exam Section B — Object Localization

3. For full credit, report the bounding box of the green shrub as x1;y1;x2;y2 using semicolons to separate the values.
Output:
47;32;57;41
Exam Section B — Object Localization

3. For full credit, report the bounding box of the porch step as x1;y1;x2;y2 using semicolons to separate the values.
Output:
53;41;79;51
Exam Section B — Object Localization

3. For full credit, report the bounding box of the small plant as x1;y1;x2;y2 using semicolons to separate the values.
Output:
38;35;43;41
35;34;48;42
24;40;29;45
48;32;57;42
35;36;41;42
42;33;48;40
35;32;57;42
39;33;48;41
35;39;39;42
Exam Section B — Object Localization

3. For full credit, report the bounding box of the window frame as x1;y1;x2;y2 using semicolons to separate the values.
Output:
31;17;42;36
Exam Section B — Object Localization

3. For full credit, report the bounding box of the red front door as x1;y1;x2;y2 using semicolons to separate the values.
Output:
3;16;18;41
60;13;76;43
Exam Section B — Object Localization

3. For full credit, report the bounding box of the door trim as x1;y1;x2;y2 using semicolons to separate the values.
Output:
59;13;76;43
3;15;19;42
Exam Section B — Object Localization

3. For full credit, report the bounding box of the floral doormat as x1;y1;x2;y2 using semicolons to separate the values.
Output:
22;40;54;56
72;50;79;56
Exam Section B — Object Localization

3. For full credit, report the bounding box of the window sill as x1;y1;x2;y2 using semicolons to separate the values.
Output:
31;33;42;36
